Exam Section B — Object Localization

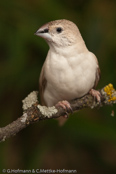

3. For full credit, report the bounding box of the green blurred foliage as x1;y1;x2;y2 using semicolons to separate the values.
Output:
0;0;116;173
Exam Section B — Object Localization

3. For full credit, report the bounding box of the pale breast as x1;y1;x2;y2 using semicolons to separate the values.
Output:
44;51;97;106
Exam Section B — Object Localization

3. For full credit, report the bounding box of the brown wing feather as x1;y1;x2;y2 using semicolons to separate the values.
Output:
93;57;101;89
39;64;47;106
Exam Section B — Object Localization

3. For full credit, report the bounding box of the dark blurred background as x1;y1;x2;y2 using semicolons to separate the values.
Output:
0;0;116;173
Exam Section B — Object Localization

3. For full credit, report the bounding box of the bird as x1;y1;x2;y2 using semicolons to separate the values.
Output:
35;19;101;114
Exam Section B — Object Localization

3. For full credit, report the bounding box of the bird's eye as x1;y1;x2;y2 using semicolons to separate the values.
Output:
56;27;63;33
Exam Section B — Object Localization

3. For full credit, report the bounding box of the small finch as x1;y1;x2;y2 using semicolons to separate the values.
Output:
35;19;100;113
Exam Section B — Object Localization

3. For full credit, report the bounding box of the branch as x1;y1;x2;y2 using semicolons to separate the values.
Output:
0;83;116;142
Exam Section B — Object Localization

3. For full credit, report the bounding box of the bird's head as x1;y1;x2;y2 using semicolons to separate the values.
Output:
35;19;83;48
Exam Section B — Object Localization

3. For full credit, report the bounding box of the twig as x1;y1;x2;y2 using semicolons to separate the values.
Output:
0;83;116;142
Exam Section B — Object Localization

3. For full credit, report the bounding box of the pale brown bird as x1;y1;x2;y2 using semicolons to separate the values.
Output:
35;19;100;113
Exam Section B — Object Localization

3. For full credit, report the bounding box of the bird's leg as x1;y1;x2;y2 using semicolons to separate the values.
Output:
89;89;101;102
55;100;72;118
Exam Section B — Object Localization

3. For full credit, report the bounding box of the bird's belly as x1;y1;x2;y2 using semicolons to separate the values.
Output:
44;65;96;106
53;71;94;98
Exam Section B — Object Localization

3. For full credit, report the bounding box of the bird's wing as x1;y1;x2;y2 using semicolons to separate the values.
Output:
39;64;47;106
93;58;101;89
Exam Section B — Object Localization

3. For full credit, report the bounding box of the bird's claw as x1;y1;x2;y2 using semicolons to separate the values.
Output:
55;100;72;118
89;89;101;102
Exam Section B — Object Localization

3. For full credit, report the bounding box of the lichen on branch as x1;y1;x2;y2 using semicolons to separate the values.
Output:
101;83;116;103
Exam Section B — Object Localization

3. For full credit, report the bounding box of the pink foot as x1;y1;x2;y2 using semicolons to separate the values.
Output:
55;100;72;118
89;89;101;102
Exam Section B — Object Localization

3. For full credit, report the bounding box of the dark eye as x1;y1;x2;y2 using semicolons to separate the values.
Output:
56;27;63;33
